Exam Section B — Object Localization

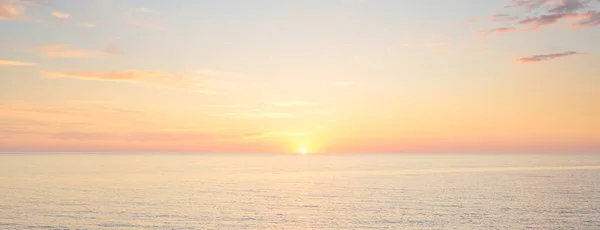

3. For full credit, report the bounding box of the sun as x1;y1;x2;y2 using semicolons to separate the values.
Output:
299;147;308;155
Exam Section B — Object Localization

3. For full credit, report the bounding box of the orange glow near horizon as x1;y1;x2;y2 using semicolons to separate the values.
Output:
0;1;599;153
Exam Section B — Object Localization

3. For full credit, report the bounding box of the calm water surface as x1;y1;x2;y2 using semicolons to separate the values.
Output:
1;154;599;229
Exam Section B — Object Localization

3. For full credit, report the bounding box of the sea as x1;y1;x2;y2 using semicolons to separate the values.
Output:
1;153;599;229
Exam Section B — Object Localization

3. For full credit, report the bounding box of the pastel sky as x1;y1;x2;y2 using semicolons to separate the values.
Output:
1;0;599;153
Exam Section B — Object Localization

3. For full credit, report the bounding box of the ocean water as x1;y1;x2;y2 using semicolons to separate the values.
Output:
1;154;600;229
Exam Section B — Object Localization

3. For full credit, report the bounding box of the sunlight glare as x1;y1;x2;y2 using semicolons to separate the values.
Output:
299;147;307;155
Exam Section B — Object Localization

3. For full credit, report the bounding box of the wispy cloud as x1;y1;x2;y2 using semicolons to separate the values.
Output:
48;131;242;142
549;0;591;13
123;7;161;29
136;7;155;13
498;0;599;30
41;70;217;93
0;59;36;66
39;44;109;58
507;0;554;10
104;42;123;55
515;51;580;63
194;69;244;78
80;22;96;28
571;10;600;28
51;11;69;19
0;2;21;20
480;27;517;37
425;41;452;52
43;70;181;82
489;14;519;22
0;102;152;139
16;0;57;7
519;13;575;30
0;101;144;118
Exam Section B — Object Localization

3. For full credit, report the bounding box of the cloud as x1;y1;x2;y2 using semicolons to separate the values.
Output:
48;131;233;141
17;0;55;7
123;8;161;30
51;11;69;19
507;0;554;10
571;10;600;28
39;44;110;58
0;102;269;150
41;70;214;92
518;12;587;30
549;0;591;13
104;42;123;55
80;22;96;28
515;51;580;63
480;27;517;37
0;2;21;20
136;7;155;13
428;41;451;52
194;69;243;78
489;14;519;21
42;130;259;142
0;102;153;141
0;101;144;117
0;59;36;66
43;70;179;82
501;0;599;30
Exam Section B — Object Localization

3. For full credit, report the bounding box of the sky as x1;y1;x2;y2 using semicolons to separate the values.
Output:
1;0;599;154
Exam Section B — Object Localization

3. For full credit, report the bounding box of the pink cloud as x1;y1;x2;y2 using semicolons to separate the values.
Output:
0;2;21;20
515;51;579;63
570;10;600;28
505;0;599;30
519;13;576;30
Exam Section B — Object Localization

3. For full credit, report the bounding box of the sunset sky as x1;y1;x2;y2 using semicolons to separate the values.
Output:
1;0;599;153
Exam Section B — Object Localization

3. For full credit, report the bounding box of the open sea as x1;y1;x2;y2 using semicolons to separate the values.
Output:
1;153;599;229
